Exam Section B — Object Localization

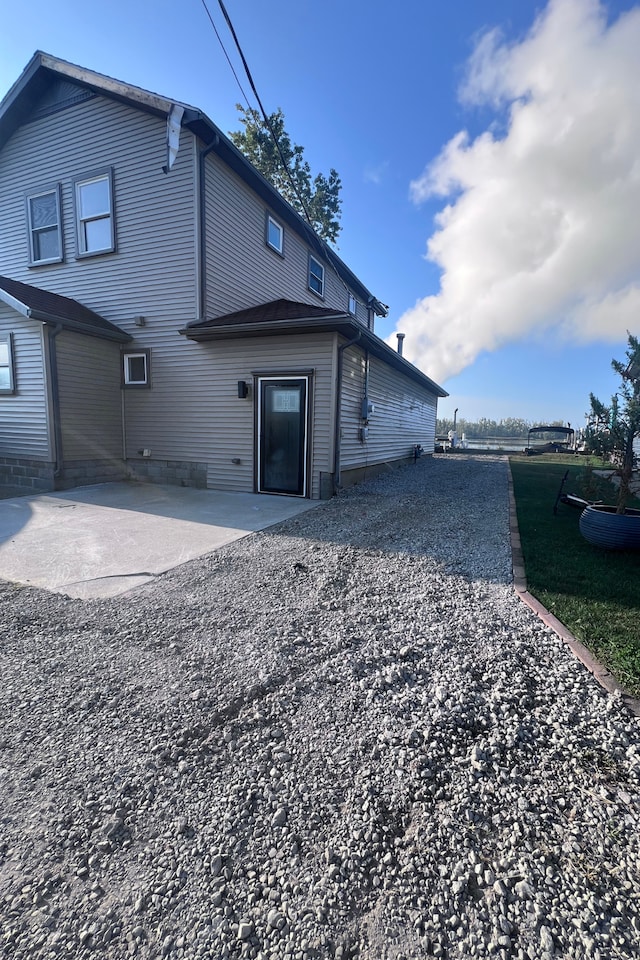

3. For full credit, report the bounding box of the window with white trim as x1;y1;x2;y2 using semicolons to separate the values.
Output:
122;350;150;387
27;186;63;264
266;214;284;255
0;333;16;394
75;169;115;256
348;293;357;316
309;255;324;297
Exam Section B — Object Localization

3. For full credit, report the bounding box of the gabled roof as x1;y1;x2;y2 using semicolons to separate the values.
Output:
0;52;387;317
181;299;448;398
0;276;131;342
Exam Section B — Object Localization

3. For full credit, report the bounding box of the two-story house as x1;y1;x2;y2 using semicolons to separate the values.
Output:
0;52;447;499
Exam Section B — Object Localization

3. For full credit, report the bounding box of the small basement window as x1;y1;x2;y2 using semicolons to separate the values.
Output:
266;214;284;255
27;186;63;265
122;350;150;387
309;255;324;297
0;333;16;394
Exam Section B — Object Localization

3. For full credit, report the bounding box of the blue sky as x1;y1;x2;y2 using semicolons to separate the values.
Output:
1;0;638;426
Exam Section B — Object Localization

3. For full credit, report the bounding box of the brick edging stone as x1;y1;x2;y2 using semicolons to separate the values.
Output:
506;460;640;717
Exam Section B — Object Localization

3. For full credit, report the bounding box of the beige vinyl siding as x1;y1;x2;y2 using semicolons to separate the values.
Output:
204;154;360;319
0;93;197;341
2;83;394;496
123;333;335;498
351;298;371;329
0;90;202;466
56;331;122;461
0;308;50;458
339;346;367;465
340;345;438;470
365;356;438;459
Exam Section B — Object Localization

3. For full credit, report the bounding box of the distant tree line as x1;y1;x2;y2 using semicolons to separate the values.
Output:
436;417;566;438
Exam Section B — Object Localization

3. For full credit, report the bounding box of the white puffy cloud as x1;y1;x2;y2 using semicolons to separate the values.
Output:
393;0;640;383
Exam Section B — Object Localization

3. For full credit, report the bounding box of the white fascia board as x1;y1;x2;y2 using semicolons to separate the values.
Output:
0;288;31;317
39;52;182;117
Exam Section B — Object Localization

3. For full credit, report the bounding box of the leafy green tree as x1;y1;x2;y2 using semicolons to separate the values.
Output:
502;417;535;437
230;105;342;244
584;333;640;512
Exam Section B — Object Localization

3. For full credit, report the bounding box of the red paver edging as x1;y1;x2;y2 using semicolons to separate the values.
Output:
507;461;640;718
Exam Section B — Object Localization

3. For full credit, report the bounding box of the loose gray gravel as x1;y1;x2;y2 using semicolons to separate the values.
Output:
1;455;638;960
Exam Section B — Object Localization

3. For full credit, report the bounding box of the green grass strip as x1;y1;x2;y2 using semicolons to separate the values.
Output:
509;455;640;695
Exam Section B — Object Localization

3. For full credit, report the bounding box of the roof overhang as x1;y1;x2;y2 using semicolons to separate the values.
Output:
181;313;448;397
0;285;131;343
0;51;200;142
30;309;132;342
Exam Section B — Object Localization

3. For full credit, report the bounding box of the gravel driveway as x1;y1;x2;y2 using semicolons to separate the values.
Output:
1;455;638;960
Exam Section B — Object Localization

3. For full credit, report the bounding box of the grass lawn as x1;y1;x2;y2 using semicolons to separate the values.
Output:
509;454;640;695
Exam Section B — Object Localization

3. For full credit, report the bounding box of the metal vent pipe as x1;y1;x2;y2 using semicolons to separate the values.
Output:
396;333;405;356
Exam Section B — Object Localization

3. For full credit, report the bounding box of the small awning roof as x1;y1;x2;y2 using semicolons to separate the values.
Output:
0;276;131;342
528;425;574;436
186;298;347;330
181;299;448;398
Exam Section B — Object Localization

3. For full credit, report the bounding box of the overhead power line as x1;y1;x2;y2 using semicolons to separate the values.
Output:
200;0;378;314
213;0;317;233
199;0;251;111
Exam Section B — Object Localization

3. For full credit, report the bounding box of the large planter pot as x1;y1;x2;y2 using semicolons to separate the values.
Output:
579;504;640;550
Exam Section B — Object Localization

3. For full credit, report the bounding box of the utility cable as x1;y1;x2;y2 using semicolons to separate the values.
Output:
214;0;316;233
202;0;383;318
199;0;252;111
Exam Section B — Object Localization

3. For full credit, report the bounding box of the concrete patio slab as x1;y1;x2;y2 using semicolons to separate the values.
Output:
0;482;320;599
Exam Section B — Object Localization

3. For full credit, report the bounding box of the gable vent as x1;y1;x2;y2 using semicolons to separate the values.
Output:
29;80;96;124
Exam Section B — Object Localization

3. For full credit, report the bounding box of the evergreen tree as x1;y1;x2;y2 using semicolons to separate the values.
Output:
585;334;640;512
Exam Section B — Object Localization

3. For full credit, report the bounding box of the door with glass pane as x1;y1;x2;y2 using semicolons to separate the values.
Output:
258;378;308;496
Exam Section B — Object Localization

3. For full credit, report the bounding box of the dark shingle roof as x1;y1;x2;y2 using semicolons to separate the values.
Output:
0;276;131;342
187;299;347;330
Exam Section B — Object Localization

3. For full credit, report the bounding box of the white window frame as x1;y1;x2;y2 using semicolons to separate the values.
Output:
308;255;325;298
122;350;150;388
266;214;284;255
348;293;357;316
0;333;16;395
26;185;63;265
74;168;115;257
